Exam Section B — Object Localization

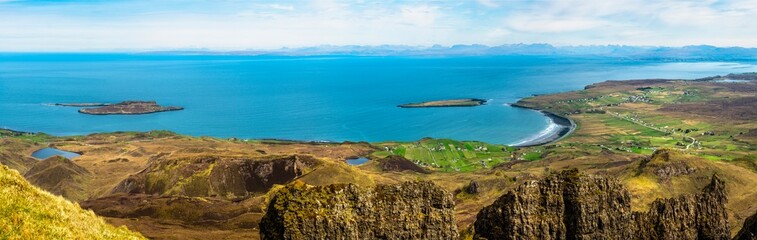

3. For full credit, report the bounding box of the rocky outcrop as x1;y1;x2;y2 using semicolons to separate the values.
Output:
113;155;318;198
260;181;458;240
474;169;730;240
632;176;729;239
734;210;757;240
637;149;696;181
23;156;91;201
474;169;632;239
78;101;183;115
466;180;479;194
378;155;429;173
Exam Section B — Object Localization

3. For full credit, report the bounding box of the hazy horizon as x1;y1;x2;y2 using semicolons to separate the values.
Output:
2;0;756;51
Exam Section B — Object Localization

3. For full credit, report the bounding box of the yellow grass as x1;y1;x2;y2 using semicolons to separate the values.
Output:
0;164;144;240
623;175;665;211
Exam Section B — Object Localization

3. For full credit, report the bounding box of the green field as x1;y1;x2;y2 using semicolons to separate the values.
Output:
372;139;521;172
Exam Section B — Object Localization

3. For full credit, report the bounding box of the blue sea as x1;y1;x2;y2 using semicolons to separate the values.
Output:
1;53;756;144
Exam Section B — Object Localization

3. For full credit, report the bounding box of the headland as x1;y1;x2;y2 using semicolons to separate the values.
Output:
398;98;487;108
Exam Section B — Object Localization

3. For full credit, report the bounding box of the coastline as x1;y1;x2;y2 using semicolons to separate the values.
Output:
5;103;575;147
508;103;576;147
9;100;573;147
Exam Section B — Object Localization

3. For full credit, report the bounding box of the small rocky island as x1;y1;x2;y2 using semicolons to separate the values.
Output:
398;98;486;108
74;101;183;115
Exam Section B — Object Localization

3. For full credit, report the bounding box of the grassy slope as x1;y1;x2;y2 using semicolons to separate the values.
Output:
0;164;144;240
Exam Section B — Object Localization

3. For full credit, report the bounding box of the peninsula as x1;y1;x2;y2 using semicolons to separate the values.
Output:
77;101;183;115
55;103;112;107
398;98;486;108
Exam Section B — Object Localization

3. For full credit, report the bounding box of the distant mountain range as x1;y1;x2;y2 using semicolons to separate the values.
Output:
150;44;757;60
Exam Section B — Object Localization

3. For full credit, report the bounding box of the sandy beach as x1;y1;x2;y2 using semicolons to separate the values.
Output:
508;104;576;147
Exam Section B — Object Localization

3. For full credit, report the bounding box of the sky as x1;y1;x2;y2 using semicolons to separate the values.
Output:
1;0;756;51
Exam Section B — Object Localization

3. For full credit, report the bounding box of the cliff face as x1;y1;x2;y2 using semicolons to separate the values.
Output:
474;169;633;239
113;155;317;198
632;176;730;239
474;169;730;240
735;210;757;240
260;181;459;240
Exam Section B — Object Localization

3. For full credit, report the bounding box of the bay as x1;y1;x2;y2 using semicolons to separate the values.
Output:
1;53;755;144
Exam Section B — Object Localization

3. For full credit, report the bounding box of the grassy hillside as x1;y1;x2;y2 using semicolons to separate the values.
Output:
0;164;144;240
515;77;756;161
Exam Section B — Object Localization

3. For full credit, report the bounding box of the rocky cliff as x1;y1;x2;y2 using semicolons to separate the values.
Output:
474;169;730;240
632;175;730;239
113;155;318;198
259;181;459;240
735;210;757;240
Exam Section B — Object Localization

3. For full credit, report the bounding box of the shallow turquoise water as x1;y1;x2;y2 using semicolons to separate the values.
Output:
1;54;755;144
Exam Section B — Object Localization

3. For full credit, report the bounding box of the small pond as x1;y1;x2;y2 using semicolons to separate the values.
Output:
31;147;81;160
346;157;369;166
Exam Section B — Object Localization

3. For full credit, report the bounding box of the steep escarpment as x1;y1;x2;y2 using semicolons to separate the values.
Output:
260;181;458;240
24;156;91;201
113;155;318;198
474;169;730;240
735;210;757;240
632;175;730;239
474;169;633;239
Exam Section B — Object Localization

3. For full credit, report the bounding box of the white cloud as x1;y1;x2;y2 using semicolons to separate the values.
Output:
495;0;757;46
399;5;439;27
268;4;294;11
